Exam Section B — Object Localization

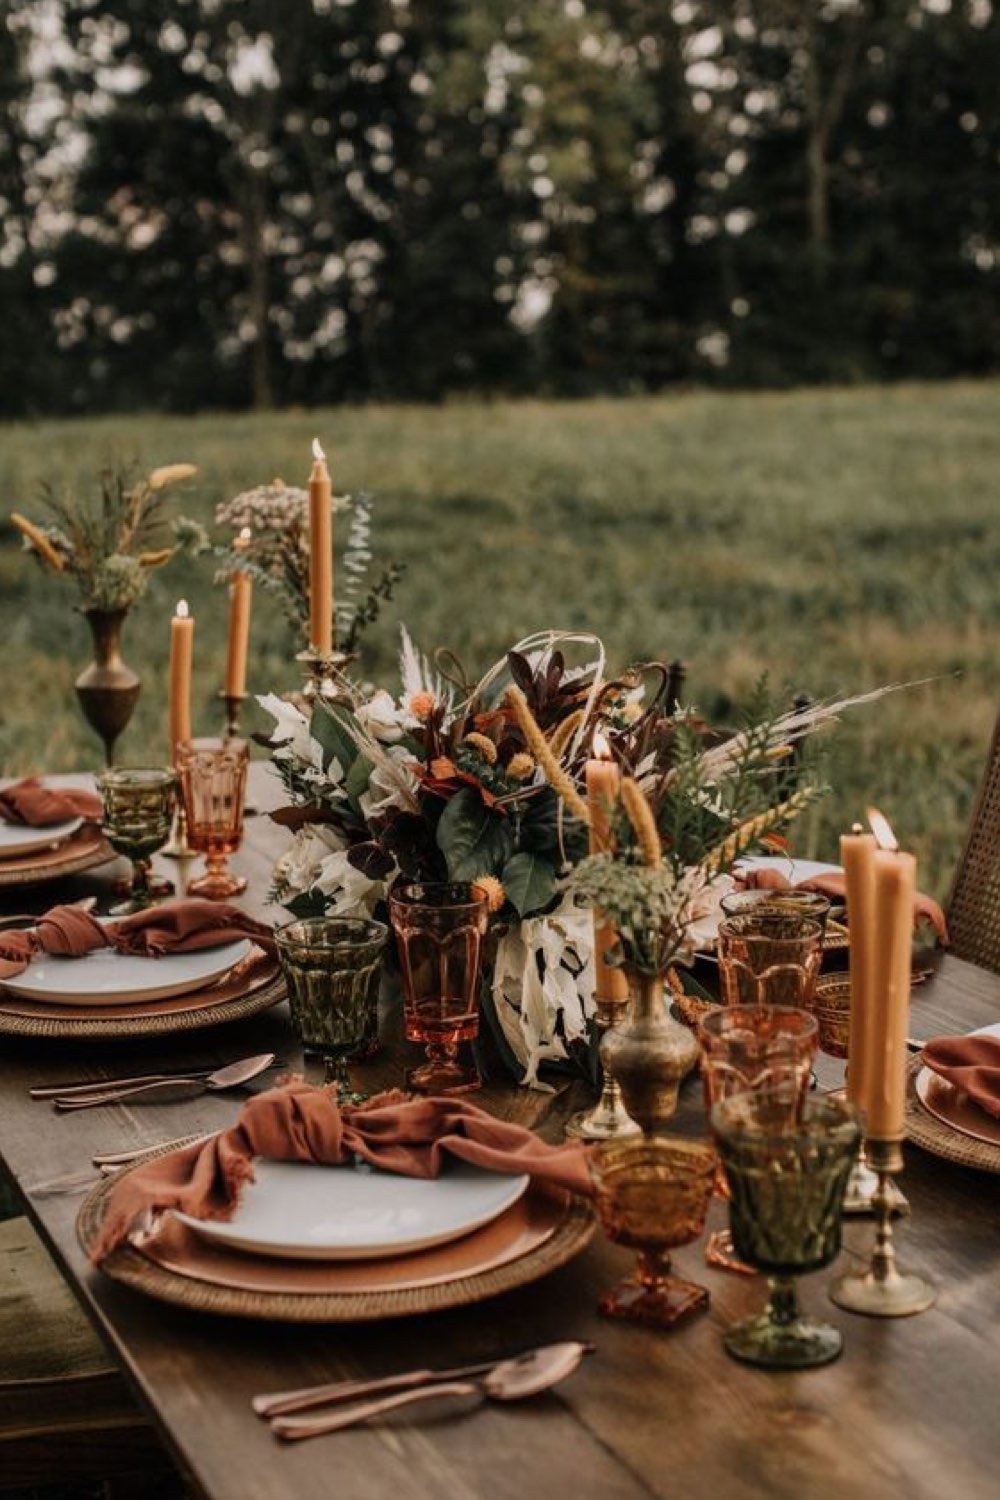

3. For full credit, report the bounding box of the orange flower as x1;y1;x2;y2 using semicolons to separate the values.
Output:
472;875;505;912
409;691;436;720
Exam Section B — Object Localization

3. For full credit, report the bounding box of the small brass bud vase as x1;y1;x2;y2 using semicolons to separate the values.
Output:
602;969;700;1136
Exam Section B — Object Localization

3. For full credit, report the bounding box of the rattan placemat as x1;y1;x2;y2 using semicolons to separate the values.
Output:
905;1056;1000;1175
77;1145;597;1322
0;951;285;1039
0;824;115;888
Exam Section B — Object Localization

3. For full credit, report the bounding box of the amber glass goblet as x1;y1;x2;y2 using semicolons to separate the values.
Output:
711;1089;860;1369
717;913;822;1010
588;1136;717;1329
720;888;832;936
389;881;489;1095
275;917;386;1103
175;737;248;900
98;767;176;916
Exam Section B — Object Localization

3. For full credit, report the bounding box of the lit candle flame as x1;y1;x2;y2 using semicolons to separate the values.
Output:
312;437;326;463
592;729;611;760
235;526;252;552
176;599;189;619
867;806;898;852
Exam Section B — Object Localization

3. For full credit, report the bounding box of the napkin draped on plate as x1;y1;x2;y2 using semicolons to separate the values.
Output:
0;776;102;827
0;899;275;981
92;1079;592;1263
738;867;949;944
921;1034;1000;1118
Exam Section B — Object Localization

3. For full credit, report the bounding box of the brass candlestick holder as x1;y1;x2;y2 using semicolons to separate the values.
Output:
219;690;247;740
162;743;193;859
296;647;357;706
565;994;641;1141
830;1137;935;1317
843;1143;909;1216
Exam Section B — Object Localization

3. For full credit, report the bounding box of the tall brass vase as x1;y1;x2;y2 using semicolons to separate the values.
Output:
74;608;141;766
602;969;700;1136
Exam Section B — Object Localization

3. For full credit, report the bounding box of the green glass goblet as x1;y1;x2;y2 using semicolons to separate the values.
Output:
275;917;387;1104
97;767;176;916
711;1088;861;1369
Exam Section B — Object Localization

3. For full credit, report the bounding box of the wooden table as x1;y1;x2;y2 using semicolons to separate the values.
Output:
2;766;999;1500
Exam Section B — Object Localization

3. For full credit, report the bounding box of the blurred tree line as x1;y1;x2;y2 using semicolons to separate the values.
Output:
1;0;998;415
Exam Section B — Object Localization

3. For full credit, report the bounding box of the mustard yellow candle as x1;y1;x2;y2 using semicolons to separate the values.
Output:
840;828;877;1111
308;439;333;652
168;599;194;751
586;735;629;1003
224;529;253;698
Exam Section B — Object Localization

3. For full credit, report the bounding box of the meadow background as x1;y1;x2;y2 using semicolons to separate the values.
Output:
2;376;998;903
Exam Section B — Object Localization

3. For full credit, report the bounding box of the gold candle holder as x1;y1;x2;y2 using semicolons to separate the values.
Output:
219;690;247;740
565;995;641;1142
842;1142;909;1216
830;1137;935;1317
162;742;193;859
296;647;357;706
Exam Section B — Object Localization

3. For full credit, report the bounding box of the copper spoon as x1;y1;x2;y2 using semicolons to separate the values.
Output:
52;1053;277;1110
254;1340;594;1420
270;1342;589;1442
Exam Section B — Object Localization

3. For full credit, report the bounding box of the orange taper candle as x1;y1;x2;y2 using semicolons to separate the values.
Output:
586;732;629;1003
224;528;253;698
840;826;877;1112
308;438;333;652
866;809;916;1140
168;599;194;751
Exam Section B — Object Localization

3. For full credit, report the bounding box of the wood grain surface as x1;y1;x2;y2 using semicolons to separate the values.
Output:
1;766;999;1500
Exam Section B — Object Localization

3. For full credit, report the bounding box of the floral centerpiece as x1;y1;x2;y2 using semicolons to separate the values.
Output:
260;629;872;1087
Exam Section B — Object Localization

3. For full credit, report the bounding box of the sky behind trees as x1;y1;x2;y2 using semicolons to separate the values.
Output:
1;0;998;415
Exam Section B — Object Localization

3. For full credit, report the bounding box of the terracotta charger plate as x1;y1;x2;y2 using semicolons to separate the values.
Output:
0;822;115;889
0;947;285;1040
906;1054;1000;1176
76;1143;597;1323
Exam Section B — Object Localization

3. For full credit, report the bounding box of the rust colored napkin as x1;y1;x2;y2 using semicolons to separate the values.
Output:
0;776;102;827
0;899;275;982
738;867;949;944
921;1035;1000;1118
92;1079;592;1263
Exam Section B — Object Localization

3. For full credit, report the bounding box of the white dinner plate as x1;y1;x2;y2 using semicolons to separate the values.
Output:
915;1022;1000;1148
689;857;843;953
0;815;83;857
733;856;843;885
2;939;251;1007
173;1159;531;1261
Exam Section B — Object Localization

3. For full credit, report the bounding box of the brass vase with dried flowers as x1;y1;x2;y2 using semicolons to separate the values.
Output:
11;462;207;763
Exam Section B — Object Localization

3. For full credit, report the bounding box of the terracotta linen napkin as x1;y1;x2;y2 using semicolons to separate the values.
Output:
921;1034;1000;1118
0;899;275;981
92;1079;592;1263
738;867;949;944
0;776;102;827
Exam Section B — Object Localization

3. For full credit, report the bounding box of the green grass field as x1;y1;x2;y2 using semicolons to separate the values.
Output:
2;380;999;900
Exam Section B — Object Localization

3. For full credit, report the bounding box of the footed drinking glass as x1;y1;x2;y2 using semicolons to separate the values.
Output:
711;1089;860;1369
589;1136;717;1329
97;767;176;916
175;737;248;900
389;882;489;1094
275;917;386;1103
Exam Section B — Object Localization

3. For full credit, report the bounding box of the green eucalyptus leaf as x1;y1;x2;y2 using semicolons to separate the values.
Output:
344;753;374;811
436;787;513;880
501;851;557;918
310;702;359;776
